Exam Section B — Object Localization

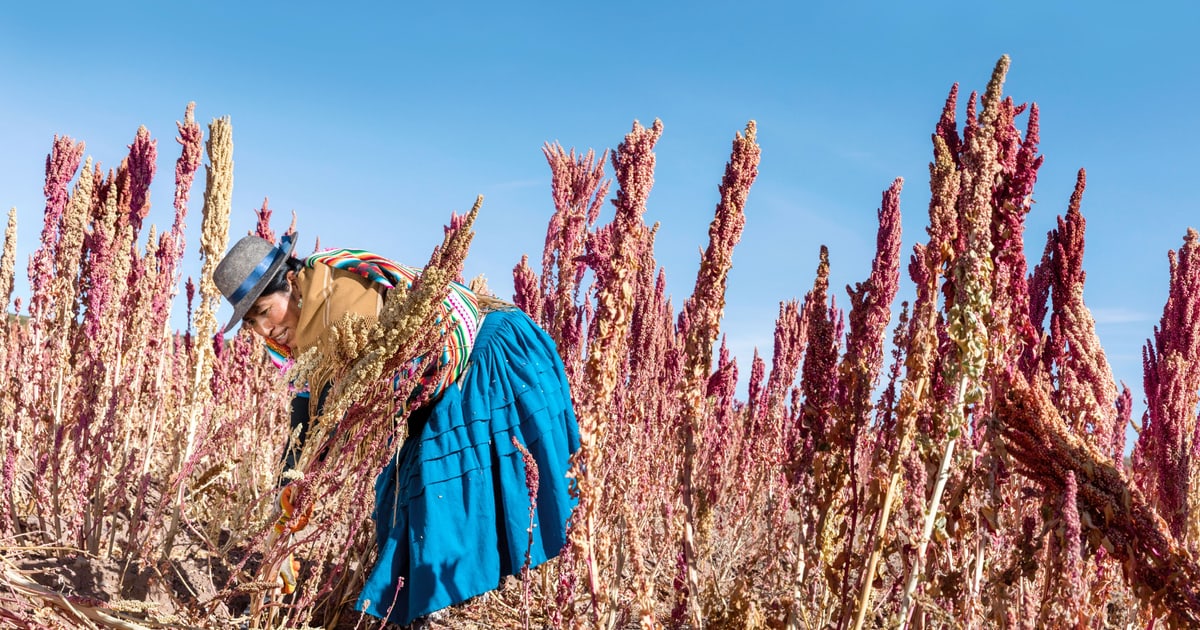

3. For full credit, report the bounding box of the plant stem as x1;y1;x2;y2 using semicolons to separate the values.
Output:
852;456;904;629
898;435;957;629
852;375;927;630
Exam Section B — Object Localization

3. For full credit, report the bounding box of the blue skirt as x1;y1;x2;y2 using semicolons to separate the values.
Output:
355;308;580;625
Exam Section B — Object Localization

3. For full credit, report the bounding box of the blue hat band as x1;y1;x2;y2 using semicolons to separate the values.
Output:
229;233;295;305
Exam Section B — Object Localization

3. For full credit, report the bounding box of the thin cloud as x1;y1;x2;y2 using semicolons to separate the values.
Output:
1090;306;1153;325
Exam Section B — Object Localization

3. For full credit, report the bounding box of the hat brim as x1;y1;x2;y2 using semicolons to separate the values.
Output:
221;233;299;334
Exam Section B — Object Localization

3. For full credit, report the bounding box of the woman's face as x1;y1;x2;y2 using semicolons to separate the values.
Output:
243;272;301;347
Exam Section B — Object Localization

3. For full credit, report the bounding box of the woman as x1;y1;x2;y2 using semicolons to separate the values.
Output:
213;232;580;625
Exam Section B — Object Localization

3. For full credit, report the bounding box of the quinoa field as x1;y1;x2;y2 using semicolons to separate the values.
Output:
1;57;1198;629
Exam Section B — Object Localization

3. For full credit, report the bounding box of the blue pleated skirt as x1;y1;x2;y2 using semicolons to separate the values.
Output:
355;308;580;625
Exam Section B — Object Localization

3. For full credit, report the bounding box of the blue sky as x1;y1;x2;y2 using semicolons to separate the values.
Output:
2;2;1197;420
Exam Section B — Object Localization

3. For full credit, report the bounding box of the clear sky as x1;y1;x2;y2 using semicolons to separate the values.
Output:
2;2;1197;422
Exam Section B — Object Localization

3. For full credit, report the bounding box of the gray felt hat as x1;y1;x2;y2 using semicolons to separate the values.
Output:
214;232;298;333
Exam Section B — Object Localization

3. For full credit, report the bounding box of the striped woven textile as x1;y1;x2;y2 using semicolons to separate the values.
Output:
266;248;481;401
264;336;292;370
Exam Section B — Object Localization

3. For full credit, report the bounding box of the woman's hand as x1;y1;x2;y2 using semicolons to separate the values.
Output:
274;484;312;534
